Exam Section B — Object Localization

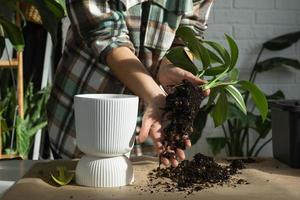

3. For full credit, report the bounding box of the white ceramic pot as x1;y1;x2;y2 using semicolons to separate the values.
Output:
74;94;139;157
76;155;134;187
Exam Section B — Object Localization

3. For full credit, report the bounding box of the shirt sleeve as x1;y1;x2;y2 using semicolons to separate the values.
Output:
172;0;214;46
66;0;135;65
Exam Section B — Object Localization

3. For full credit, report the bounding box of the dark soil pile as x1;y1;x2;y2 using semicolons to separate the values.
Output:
146;153;248;195
161;80;205;159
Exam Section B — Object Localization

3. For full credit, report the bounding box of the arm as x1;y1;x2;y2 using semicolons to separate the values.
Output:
67;0;178;166
157;0;214;94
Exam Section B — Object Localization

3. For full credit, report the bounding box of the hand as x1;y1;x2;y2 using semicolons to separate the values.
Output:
137;94;189;167
157;57;210;96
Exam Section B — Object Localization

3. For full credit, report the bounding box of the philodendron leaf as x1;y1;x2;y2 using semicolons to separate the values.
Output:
254;115;271;139
230;68;239;81
263;31;300;51
204;40;231;67
0;15;24;52
166;47;198;75
207;48;224;64
206;88;219;108
225;34;239;70
204;65;227;76
266;90;285;100
191;105;213;145
254;57;300;73
51;166;74;186
238;81;268;121
206;137;227;155
224;85;247;115
211;91;228;127
176;27;211;69
227;103;255;128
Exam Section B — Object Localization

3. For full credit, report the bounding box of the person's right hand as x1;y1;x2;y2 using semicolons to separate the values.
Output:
137;94;191;167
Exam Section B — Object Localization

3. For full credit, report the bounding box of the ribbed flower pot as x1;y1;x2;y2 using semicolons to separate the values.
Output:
75;155;134;187
74;94;139;157
74;94;139;187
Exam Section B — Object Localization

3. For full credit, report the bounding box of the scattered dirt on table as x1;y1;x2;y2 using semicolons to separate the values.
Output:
142;153;249;195
161;80;205;159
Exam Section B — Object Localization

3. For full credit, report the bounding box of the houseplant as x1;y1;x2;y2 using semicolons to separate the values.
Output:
205;31;300;157
0;82;51;159
0;0;65;159
161;27;268;158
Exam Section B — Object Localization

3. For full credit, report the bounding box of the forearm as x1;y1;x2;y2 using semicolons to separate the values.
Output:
106;47;165;104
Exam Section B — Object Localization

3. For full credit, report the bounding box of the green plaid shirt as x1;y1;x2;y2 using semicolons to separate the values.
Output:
47;0;214;158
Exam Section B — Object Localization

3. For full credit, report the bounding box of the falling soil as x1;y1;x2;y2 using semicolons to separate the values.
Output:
144;153;249;195
161;80;205;159
142;80;249;195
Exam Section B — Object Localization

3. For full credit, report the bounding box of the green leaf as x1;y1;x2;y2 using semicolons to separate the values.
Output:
254;115;271;139
16;116;47;159
0;36;4;57
166;47;198;75
266;90;285;100
207;48;224;64
204;65;227;76
224;85;247;115
0;15;24;51
227;103;255;128
191;106;213;145
211;91;228;127
206;137;227;155
225;34;239;70
51;166;74;186
204;40;231;67
254;57;300;73
263;31;300;51
176;27;211;69
206;87;218;105
0;0;26;22
230;68;239;81
238;81;268;121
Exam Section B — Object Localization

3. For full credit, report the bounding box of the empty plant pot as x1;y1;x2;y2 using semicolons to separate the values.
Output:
76;155;134;187
74;94;139;157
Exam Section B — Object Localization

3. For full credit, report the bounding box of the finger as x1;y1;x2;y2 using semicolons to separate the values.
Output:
161;157;170;166
138;117;152;143
184;139;192;149
184;72;207;85
171;158;179;167
176;149;185;161
203;88;210;96
150;123;164;153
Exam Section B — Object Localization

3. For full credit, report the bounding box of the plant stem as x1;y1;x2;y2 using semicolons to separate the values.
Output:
227;120;235;156
203;68;229;90
254;137;272;157
246;131;250;156
248;136;261;157
222;124;231;155
240;127;248;154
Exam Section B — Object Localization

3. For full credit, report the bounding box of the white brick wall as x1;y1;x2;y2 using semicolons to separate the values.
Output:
186;0;300;159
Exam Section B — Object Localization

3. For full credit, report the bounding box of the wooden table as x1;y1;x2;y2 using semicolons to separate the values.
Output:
1;157;300;200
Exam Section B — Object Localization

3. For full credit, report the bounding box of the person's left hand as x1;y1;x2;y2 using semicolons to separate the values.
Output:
157;57;210;96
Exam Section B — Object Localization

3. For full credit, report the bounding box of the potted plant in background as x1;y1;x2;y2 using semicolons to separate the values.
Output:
201;31;300;158
0;0;65;159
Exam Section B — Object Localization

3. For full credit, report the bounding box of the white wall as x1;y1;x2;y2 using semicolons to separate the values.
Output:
186;0;300;158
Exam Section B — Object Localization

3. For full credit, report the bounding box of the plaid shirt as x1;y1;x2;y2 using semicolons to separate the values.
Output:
47;0;214;158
